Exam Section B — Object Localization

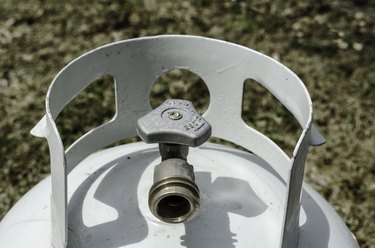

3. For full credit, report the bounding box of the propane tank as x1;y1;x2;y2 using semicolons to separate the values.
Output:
0;35;359;248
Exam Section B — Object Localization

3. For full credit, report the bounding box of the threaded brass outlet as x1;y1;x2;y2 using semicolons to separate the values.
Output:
148;158;200;223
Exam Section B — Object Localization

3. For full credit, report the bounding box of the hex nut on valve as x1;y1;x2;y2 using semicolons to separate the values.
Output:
149;158;200;223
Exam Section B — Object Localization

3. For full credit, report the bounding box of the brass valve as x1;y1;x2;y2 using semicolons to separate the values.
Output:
137;99;211;223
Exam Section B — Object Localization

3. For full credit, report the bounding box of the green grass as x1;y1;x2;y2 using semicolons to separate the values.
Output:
0;0;374;247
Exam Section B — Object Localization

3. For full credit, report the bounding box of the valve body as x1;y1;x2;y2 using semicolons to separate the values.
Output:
149;158;200;223
137;99;212;223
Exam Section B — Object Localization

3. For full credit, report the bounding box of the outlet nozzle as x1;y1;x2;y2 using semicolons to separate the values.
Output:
148;158;200;223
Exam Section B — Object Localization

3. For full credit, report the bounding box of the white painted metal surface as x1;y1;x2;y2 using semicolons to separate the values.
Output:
0;143;358;248
0;35;359;247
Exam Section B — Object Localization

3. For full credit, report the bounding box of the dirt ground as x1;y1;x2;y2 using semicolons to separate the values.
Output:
0;0;374;247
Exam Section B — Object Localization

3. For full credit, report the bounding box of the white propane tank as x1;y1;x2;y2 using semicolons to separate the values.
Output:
0;35;359;248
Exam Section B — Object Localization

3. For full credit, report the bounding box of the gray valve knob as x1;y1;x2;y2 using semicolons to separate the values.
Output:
137;99;212;147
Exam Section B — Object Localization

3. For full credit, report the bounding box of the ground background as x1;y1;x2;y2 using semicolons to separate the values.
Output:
0;0;374;247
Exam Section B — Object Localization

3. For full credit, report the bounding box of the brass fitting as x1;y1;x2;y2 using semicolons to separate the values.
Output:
148;158;200;223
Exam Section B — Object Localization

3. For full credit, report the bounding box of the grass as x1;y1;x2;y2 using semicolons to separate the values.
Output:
0;0;374;247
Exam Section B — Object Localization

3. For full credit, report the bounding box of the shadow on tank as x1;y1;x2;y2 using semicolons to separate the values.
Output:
181;172;268;248
67;149;157;248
